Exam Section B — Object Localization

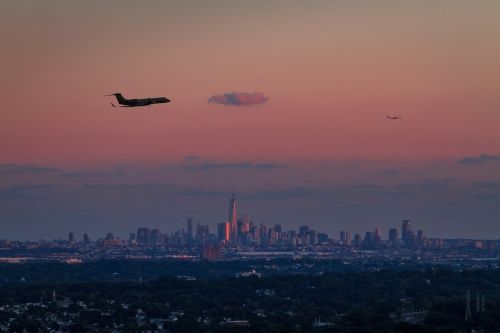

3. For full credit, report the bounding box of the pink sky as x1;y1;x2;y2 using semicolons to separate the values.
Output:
1;1;500;239
1;0;499;166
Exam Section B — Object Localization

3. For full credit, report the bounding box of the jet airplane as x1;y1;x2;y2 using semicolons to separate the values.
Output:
106;93;170;107
386;116;402;120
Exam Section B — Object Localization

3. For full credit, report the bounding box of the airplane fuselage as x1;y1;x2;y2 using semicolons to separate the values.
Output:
108;93;170;107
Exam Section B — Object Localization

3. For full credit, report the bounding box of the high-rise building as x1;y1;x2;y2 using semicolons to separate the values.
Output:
68;232;74;243
374;227;382;244
228;196;238;242
137;227;152;244
195;223;210;245
345;230;352;246
340;230;346;243
388;228;398;245
202;244;221;261
308;230;317;245
83;233;90;244
259;223;268;246
217;222;231;242
364;231;375;247
151;229;161;244
417;230;424;247
317;233;329;244
187;218;193;245
299;225;309;236
353;233;362;247
402;220;411;242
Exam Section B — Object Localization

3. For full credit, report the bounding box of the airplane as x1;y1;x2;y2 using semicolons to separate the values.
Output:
386;116;402;120
106;93;170;107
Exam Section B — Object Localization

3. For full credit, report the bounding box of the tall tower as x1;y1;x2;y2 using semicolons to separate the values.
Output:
229;195;238;242
465;290;472;321
402;220;411;242
187;217;193;245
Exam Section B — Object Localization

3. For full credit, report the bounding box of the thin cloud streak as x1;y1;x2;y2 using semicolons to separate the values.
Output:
181;162;288;172
458;154;500;165
0;163;60;174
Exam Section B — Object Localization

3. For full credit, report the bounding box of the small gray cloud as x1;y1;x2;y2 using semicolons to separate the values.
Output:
0;163;60;174
458;154;500;165
468;181;500;190
184;155;200;161
61;171;123;179
380;169;400;175
0;185;53;199
179;188;230;198
181;162;288;172
250;187;320;199
83;183;177;190
396;178;455;190
208;92;269;106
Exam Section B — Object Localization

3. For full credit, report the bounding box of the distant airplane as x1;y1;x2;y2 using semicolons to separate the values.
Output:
386;116;402;120
106;93;170;107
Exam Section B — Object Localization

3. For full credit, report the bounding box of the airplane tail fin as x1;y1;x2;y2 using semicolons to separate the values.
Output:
106;93;127;104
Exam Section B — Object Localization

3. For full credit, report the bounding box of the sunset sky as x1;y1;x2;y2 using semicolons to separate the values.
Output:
1;0;499;240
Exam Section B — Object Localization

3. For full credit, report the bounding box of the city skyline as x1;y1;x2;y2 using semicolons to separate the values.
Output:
3;194;494;244
1;1;500;240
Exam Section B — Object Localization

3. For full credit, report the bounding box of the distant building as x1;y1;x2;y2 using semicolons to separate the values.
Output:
202;244;221;261
345;230;352;245
353;233;362;247
187;217;193;245
402;219;411;244
229;196;238;242
83;233;90;244
417;230;424;247
137;228;152;244
374;227;382;244
317;233;329;244
68;232;74;243
364;232;375;247
340;230;346;243
389;228;398;245
217;222;231;242
151;229;161;244
308;230;317;245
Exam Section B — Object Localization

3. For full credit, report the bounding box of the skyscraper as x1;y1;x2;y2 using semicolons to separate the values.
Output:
389;228;398;245
402;220;411;242
340;230;346;243
137;227;152;244
151;229;161;244
187;217;193;245
345;230;352;246
229;195;238;242
68;232;74;243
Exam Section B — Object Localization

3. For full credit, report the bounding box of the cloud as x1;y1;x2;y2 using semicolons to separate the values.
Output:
184;155;200;161
208;92;269;106
0;163;60;174
83;183;177;190
0;185;53;199
458;154;500;165
380;169;400;175
396;178;455;190
180;162;288;172
179;188;230;198
61;171;123;178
